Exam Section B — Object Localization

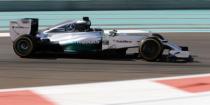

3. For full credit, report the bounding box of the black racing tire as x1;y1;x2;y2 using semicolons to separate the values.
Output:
140;37;163;61
13;35;36;58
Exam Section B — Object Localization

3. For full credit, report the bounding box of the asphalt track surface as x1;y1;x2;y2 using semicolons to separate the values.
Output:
0;32;210;89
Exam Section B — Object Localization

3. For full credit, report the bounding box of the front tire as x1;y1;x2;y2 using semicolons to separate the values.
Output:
13;35;36;58
140;37;163;61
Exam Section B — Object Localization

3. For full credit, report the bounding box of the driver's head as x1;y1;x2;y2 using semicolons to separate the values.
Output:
83;17;91;27
83;17;90;22
75;20;88;31
74;17;91;32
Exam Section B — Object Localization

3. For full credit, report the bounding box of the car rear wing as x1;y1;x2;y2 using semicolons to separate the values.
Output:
10;18;38;41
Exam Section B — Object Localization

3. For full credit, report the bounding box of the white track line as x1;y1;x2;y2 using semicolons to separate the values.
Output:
0;33;9;37
0;73;210;105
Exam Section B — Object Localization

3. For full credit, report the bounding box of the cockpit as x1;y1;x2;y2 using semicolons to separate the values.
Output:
46;17;103;33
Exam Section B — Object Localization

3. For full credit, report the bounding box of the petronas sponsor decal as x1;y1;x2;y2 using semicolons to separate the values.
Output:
64;41;102;52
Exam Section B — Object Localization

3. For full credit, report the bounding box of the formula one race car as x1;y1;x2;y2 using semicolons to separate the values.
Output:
10;17;192;62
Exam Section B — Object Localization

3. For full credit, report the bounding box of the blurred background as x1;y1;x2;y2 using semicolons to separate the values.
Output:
1;0;210;32
1;0;210;11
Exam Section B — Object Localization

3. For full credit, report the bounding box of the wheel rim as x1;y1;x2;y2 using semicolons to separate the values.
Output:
19;41;29;50
15;38;33;56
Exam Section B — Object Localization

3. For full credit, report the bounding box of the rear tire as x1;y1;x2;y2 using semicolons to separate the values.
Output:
13;35;36;58
140;37;163;61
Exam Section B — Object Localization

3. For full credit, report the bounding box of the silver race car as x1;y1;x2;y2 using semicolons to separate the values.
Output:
10;17;192;62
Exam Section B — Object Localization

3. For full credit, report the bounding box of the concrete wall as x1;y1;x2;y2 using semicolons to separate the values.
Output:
0;0;210;11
